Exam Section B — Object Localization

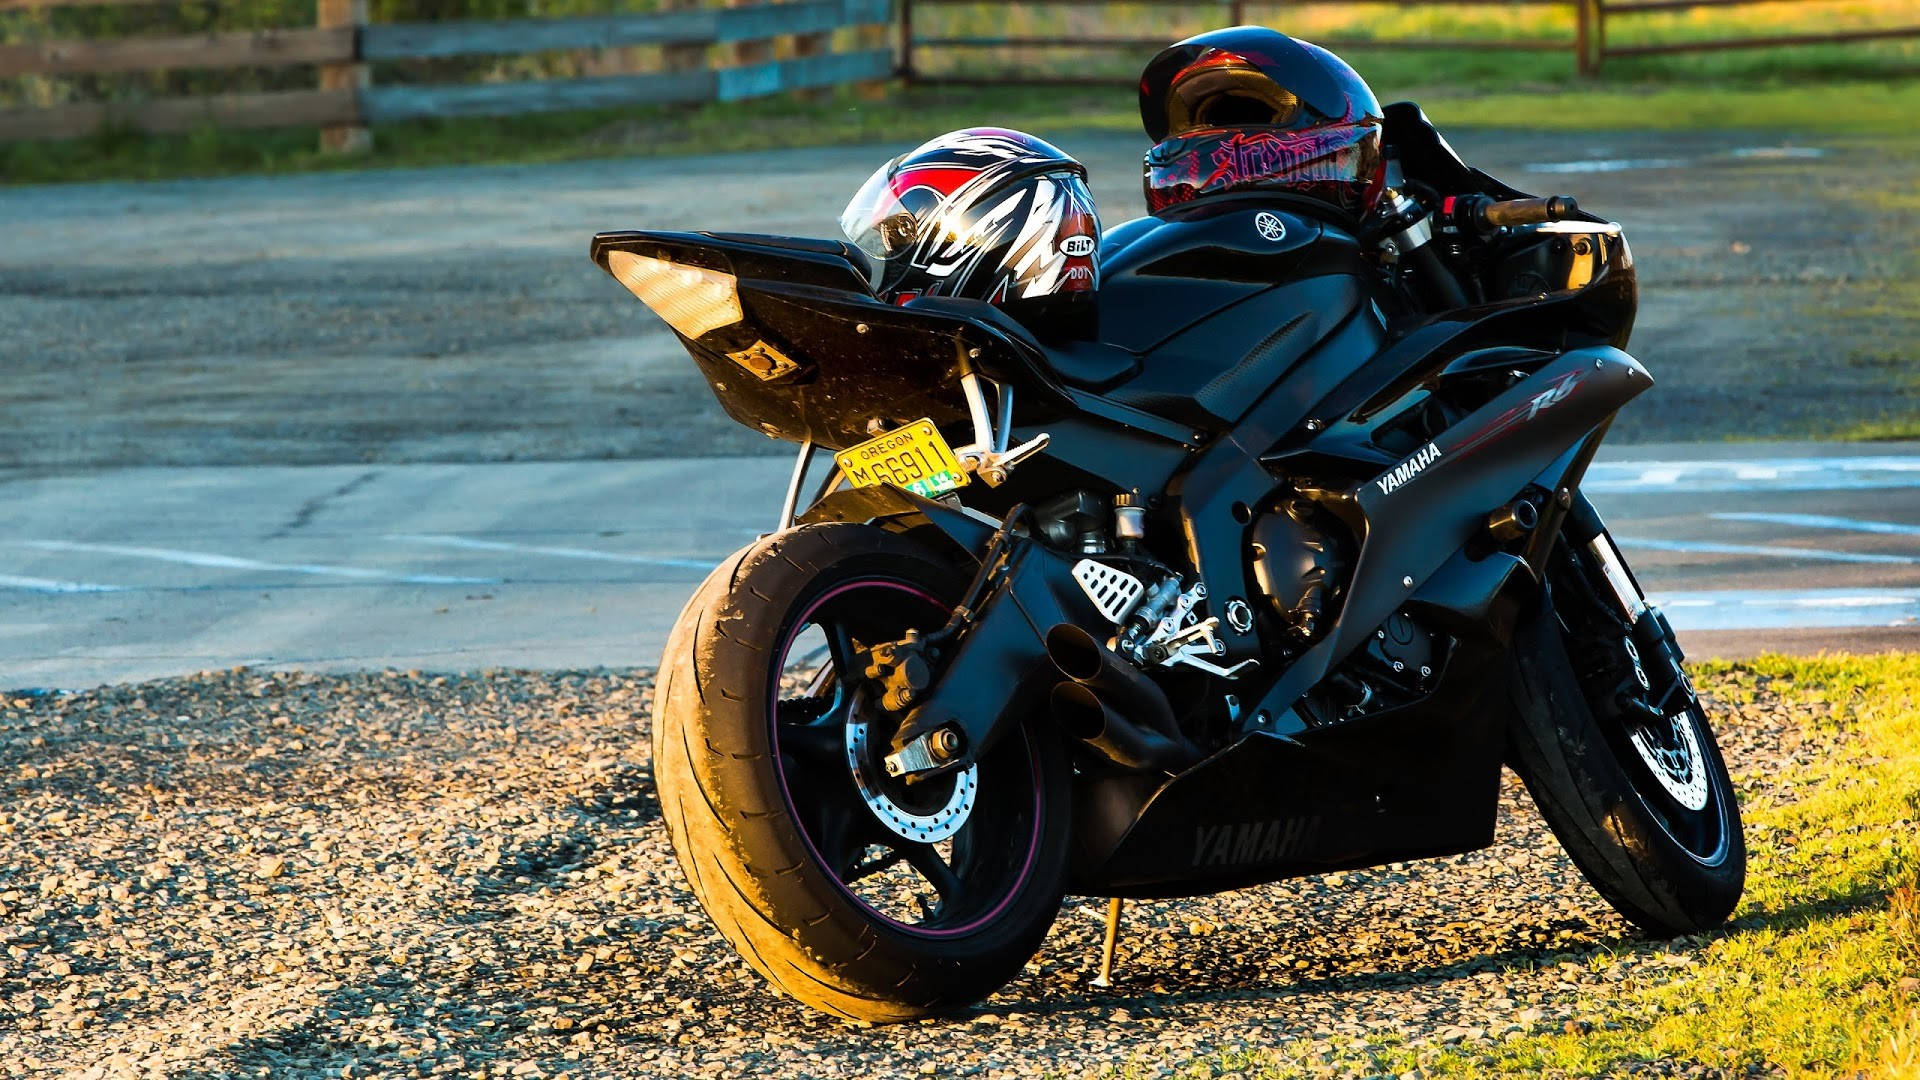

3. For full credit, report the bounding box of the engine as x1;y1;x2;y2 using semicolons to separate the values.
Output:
1029;485;1437;732
1248;497;1350;645
1032;487;1360;682
1031;490;1244;680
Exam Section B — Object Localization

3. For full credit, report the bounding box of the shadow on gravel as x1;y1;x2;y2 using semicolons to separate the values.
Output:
572;761;659;824
0;665;1843;1077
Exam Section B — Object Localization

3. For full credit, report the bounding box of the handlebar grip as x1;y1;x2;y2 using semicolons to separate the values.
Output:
1479;195;1580;228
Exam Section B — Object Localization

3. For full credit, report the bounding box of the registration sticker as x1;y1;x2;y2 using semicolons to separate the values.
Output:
835;419;969;499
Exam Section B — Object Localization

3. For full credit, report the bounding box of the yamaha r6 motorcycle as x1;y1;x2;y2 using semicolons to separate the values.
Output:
598;104;1745;1021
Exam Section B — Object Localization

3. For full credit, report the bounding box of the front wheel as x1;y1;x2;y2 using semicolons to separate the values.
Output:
651;523;1072;1022
1506;537;1745;936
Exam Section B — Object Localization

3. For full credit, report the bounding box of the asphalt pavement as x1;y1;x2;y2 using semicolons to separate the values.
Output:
4;440;1915;689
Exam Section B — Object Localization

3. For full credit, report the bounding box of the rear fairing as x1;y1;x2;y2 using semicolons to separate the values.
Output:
592;230;979;452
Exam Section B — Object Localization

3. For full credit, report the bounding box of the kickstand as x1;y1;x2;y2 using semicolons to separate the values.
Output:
1091;896;1124;988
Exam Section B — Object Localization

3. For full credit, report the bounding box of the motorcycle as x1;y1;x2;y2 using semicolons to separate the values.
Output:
596;100;1745;1022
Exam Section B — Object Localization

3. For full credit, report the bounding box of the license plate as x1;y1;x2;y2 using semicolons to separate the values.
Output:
835;419;969;499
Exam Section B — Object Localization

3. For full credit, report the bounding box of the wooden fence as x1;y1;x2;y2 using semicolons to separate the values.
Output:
5;0;1917;147
1585;0;1920;73
900;0;1920;81
0;0;892;147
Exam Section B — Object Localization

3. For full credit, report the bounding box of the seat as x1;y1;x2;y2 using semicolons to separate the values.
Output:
902;295;1141;394
1043;339;1142;391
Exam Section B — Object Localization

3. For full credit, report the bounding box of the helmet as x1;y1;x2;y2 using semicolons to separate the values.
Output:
839;127;1100;339
1138;27;1386;220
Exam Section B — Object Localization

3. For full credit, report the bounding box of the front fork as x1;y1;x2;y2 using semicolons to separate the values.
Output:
1563;492;1695;721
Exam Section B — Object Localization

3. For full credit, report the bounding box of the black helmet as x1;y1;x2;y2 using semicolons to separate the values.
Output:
1139;27;1385;219
839;127;1101;339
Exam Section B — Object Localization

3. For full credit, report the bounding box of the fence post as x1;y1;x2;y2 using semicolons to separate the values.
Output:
1592;0;1607;74
661;0;707;77
1229;0;1246;27
1574;0;1593;75
793;4;830;100
729;0;775;70
854;11;890;99
317;0;369;153
899;0;914;83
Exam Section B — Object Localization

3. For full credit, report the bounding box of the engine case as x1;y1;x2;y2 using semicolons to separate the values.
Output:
1248;498;1350;643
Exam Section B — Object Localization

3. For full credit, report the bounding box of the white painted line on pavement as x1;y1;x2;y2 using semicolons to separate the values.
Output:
1711;512;1920;538
17;540;496;586
388;533;719;570
1616;536;1919;565
1588;456;1920;493
1729;147;1825;160
0;573;123;594
1525;148;1821;175
1525;158;1687;174
1652;588;1920;631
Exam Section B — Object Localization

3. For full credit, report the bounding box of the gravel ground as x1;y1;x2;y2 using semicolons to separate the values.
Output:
0;667;1823;1078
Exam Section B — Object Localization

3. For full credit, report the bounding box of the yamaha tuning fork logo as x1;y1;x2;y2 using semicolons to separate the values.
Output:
1254;212;1287;242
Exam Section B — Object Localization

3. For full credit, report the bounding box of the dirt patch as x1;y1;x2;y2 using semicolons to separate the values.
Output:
0;665;1841;1077
0;129;1913;470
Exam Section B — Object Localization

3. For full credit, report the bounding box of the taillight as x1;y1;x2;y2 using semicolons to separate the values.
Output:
605;250;743;339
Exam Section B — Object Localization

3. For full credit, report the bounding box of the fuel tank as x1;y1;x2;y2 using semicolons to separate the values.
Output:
1093;198;1382;427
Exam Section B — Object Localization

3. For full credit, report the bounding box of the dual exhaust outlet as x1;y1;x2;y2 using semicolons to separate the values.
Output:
1045;624;1202;774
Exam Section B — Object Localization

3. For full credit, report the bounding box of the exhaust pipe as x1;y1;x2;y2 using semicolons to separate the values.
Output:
1045;624;1201;773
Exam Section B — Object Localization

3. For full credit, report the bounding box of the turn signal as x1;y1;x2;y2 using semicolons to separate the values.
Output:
605;250;743;339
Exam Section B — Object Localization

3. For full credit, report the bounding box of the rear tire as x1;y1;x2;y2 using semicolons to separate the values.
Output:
1506;566;1745;936
652;523;1071;1022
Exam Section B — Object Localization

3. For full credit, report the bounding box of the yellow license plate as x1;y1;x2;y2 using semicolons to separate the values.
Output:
835;419;969;499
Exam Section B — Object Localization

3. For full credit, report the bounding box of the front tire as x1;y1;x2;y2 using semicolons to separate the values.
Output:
652;523;1072;1022
1506;544;1745;936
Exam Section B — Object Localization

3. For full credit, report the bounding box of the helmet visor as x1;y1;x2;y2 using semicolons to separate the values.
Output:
1165;57;1304;137
839;155;919;263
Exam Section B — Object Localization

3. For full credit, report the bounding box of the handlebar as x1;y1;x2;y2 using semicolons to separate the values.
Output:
1450;194;1581;231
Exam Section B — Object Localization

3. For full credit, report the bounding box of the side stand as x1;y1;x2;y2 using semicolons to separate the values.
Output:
1091;896;1124;988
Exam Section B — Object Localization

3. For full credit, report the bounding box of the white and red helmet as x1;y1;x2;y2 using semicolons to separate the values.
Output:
839;128;1100;339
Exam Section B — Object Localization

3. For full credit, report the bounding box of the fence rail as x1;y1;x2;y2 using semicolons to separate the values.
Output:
4;0;1917;147
900;0;1920;81
0;0;892;145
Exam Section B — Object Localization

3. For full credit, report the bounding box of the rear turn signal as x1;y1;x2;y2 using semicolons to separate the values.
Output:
606;250;742;339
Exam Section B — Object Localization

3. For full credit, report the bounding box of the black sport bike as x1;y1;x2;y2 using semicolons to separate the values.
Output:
597;104;1744;1022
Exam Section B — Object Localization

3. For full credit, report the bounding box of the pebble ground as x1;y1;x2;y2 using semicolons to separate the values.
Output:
0;668;1815;1078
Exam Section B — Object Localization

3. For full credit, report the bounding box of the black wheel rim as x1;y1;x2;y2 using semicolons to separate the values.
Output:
768;577;1046;937
1609;687;1730;864
1554;554;1732;866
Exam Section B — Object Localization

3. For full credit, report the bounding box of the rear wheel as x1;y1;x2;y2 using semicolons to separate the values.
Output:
652;524;1071;1022
1506;536;1745;935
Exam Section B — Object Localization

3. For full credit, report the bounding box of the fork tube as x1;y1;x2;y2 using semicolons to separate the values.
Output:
777;439;814;533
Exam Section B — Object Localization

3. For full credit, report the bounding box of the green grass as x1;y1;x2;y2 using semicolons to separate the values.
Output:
1829;417;1920;441
7;76;1920;186
1152;653;1920;1078
7;0;1918;183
